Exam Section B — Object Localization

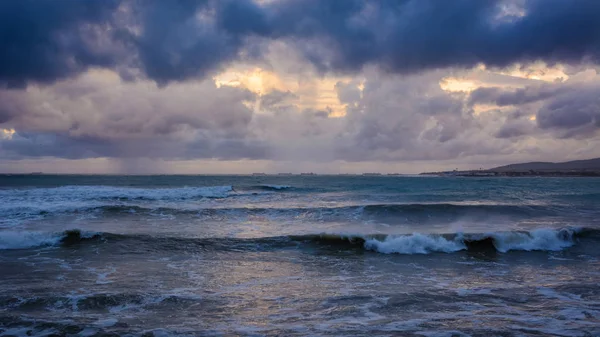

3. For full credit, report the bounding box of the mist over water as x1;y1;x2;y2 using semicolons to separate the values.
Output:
1;175;599;336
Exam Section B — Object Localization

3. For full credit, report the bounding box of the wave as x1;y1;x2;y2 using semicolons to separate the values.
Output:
1;228;596;254
0;185;235;201
231;184;294;193
255;184;292;191
0;229;101;250
360;203;554;216
1;202;558;222
1;292;204;312
364;228;580;254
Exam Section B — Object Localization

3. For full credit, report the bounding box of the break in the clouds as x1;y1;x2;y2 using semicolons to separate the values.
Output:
1;0;600;173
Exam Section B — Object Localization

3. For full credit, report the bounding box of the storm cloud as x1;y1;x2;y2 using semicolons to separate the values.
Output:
536;86;600;135
0;71;268;160
2;0;600;86
466;72;600;138
0;0;121;87
2;0;600;172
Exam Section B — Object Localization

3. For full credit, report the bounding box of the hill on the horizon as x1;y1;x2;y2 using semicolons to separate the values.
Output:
490;158;600;172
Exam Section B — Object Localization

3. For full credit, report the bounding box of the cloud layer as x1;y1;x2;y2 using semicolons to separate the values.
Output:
1;0;600;172
2;0;600;86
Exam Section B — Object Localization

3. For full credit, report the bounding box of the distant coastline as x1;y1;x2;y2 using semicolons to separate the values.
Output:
419;170;600;177
420;157;600;177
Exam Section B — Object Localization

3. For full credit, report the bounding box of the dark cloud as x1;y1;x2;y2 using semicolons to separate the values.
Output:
260;0;600;75
536;87;600;134
495;119;534;139
3;0;600;86
0;131;269;161
131;0;254;84
468;84;574;107
0;75;269;160
0;0;121;86
464;75;600;139
465;75;600;137
0;132;111;160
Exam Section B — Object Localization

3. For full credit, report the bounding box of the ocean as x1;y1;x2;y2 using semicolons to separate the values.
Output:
0;175;599;336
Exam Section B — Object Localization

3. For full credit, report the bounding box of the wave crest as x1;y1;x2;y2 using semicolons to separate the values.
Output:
1;185;234;201
1;202;557;224
365;228;580;254
365;233;465;254
0;227;592;254
0;229;100;250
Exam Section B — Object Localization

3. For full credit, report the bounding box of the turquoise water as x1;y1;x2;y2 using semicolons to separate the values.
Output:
0;175;599;336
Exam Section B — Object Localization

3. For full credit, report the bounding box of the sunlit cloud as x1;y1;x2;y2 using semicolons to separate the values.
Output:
214;66;354;117
439;78;479;93
1;129;15;140
214;67;287;94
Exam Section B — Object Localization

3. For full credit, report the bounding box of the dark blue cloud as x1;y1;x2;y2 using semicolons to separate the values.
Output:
0;0;120;87
1;0;600;86
261;0;600;74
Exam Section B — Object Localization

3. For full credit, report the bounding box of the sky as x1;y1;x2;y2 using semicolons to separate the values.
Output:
1;0;600;174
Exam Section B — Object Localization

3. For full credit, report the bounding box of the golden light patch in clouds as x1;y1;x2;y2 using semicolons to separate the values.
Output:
214;67;353;117
441;62;569;94
439;78;479;92
214;67;288;94
1;128;16;139
296;76;355;117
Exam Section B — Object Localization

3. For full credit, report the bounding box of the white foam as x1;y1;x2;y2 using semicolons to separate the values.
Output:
0;231;63;250
0;328;61;337
364;227;581;255
89;266;117;285
94;318;118;327
490;228;576;253
364;233;465;254
0;185;234;226
0;229;98;250
261;184;291;190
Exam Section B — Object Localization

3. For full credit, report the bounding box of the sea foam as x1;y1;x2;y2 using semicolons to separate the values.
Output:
0;230;99;250
363;227;580;254
0;231;64;250
364;233;465;254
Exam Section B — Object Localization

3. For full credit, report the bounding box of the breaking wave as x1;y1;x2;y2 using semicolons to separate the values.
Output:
0;229;101;250
363;228;580;254
1;227;595;254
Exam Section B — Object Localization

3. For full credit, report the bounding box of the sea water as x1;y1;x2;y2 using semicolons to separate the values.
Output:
0;175;599;336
